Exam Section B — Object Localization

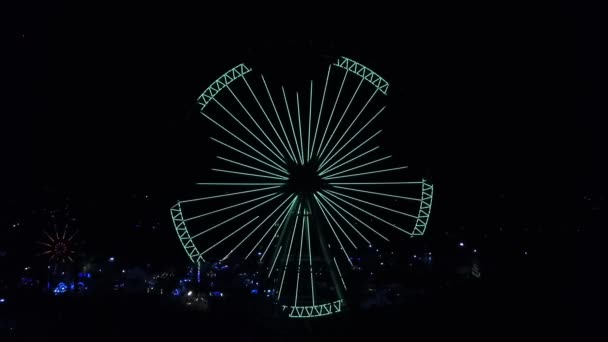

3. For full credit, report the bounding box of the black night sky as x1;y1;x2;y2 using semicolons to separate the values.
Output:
1;2;603;340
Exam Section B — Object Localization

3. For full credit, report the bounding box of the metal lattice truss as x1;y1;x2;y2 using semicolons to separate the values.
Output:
171;202;204;264
333;57;389;95
284;299;345;318
197;64;252;111
171;56;433;318
413;179;433;236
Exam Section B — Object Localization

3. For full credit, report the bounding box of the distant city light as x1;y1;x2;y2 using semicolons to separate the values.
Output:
187;291;193;296
0;298;5;303
524;251;528;255
109;257;115;262
122;269;126;273
459;242;464;247
24;266;30;271
473;249;478;253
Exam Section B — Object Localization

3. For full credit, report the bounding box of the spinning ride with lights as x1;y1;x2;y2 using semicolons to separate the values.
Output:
37;228;79;264
171;56;433;318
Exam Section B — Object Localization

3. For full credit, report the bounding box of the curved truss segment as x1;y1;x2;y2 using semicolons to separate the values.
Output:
333;56;389;95
413;179;433;235
197;63;252;111
171;202;204;264
285;299;345;318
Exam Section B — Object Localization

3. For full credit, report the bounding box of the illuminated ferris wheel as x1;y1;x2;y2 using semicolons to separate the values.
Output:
171;56;433;318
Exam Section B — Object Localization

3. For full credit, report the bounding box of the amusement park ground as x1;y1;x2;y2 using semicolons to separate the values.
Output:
3;273;582;341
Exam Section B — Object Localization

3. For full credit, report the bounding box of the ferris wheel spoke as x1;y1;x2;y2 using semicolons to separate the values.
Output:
242;75;297;164
320;145;380;177
211;97;286;166
244;196;297;260
190;193;283;239
324;166;408;180
313;194;355;266
322;190;414;236
294;208;306;306
319;87;379;168
333;257;347;291
328;181;423;185
212;168;287;181
36;241;53;247
318;105;386;171
316;193;371;245
319;131;382;175
317;77;364;161
196;182;283;186
315;195;358;249
310;65;332;162
322;155;392;179
210;137;288;176
201;216;259;255
327;189;418;219
217;156;287;179
226;85;288;162
282;87;304;165
331;185;423;202
222;194;294;261
185;192;278;222
317;192;389;242
262;76;299;164
181;185;280;204
277;201;302;301
203;114;287;173
296;92;305;165
307;81;312;163
316;69;347;158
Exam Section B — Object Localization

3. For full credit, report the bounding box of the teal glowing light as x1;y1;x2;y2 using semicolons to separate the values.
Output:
171;57;433;319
